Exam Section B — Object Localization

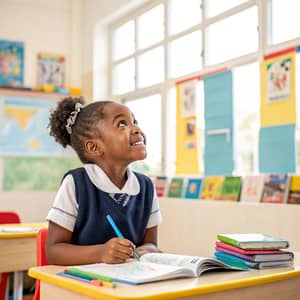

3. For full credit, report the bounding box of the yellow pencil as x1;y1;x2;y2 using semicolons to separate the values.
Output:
90;279;117;288
102;281;117;288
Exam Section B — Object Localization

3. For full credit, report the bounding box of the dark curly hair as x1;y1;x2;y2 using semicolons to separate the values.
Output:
49;96;113;163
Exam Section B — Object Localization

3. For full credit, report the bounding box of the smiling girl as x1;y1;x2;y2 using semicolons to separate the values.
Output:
46;97;161;265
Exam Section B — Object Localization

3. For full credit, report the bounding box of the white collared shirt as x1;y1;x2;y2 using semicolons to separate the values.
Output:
46;164;162;232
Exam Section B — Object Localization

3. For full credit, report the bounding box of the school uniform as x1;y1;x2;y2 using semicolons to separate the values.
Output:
47;164;162;246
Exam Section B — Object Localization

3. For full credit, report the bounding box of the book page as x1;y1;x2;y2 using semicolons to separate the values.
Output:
141;253;215;276
72;260;192;285
68;254;246;285
141;253;246;276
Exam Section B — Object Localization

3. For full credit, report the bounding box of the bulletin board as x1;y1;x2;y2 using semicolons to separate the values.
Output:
3;157;81;191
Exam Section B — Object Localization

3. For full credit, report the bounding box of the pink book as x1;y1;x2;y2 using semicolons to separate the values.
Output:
215;246;293;262
215;241;285;254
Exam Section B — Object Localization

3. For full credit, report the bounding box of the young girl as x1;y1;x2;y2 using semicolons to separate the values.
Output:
46;96;162;265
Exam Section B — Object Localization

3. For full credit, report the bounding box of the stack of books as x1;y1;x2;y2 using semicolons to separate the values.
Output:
214;233;294;269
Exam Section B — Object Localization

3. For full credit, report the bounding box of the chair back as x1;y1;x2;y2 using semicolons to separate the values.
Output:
0;211;21;224
32;228;49;300
0;211;21;300
36;228;49;267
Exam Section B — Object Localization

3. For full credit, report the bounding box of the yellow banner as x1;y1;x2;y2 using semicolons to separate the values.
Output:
260;52;296;126
175;84;200;174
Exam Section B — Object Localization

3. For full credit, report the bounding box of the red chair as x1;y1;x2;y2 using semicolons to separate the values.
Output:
0;212;21;300
31;228;48;300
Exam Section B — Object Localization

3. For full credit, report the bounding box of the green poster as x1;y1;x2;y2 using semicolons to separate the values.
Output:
3;157;81;191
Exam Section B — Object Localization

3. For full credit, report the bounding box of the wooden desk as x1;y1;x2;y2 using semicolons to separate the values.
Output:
29;253;300;300
0;223;47;300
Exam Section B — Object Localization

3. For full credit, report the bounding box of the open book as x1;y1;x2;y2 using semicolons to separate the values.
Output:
66;252;247;285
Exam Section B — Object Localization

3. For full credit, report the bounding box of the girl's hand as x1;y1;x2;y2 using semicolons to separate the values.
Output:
100;237;136;264
136;243;161;256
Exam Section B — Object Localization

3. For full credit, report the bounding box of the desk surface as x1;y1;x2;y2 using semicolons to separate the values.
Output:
0;223;47;239
0;222;47;300
29;253;300;300
0;223;47;272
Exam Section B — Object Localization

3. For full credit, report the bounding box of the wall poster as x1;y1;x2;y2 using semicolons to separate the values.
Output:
0;39;24;87
37;53;65;87
266;57;291;103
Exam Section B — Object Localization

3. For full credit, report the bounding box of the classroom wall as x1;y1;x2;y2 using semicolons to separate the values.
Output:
0;0;147;222
0;0;148;100
0;0;147;99
0;0;82;89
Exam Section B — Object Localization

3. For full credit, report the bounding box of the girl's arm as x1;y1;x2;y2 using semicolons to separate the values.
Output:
135;226;161;256
46;221;135;265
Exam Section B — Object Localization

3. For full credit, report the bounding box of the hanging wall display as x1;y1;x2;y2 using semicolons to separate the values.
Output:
203;70;233;176
175;79;200;174
266;56;291;103
259;124;296;173
0;39;24;87
37;53;65;87
260;49;296;127
181;80;197;117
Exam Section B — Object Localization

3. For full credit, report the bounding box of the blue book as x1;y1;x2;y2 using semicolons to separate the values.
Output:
215;251;293;269
184;178;202;200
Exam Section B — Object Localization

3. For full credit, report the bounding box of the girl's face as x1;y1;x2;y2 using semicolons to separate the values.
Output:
95;102;147;164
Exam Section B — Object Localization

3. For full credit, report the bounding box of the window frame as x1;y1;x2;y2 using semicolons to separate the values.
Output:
106;0;300;176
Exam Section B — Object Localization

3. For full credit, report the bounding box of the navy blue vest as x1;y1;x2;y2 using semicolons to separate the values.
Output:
66;168;153;247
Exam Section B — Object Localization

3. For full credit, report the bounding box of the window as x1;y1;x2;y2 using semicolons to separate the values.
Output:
112;59;135;95
137;5;164;49
112;21;134;60
165;87;177;175
234;63;260;174
168;30;202;78
138;47;164;88
107;0;294;176
169;0;201;35
271;0;300;44
126;95;162;175
205;0;248;18
206;7;258;65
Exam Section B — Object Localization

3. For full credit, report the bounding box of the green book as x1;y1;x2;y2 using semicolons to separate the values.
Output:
167;177;184;198
220;176;242;201
217;233;289;250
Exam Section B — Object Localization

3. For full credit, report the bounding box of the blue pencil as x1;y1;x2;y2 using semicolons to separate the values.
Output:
106;214;140;261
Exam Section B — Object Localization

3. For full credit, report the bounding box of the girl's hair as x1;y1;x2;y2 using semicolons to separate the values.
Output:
49;96;113;163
